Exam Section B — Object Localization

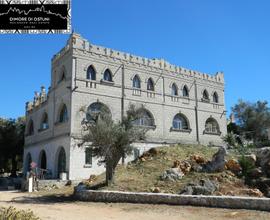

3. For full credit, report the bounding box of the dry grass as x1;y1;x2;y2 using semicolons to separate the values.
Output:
85;144;251;195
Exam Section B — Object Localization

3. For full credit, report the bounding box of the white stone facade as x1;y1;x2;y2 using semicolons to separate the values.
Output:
23;33;227;180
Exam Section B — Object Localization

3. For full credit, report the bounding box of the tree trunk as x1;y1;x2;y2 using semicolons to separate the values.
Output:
105;161;114;186
105;154;123;186
10;154;17;177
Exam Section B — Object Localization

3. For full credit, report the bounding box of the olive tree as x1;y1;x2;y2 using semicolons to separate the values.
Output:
80;104;148;185
231;100;270;144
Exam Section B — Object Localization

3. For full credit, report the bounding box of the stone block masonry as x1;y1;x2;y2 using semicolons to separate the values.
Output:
74;189;270;212
23;32;227;180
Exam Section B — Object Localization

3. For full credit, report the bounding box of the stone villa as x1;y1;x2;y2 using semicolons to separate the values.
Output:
23;33;227;180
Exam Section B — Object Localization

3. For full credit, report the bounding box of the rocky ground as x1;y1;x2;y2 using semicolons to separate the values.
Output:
83;144;270;197
0;190;270;220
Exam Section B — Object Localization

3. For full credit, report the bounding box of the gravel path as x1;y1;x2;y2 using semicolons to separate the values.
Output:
0;191;270;220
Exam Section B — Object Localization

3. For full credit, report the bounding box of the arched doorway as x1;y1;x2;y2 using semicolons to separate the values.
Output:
57;147;66;177
39;150;47;170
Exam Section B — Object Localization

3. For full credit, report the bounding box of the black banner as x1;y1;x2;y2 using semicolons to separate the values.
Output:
0;1;71;33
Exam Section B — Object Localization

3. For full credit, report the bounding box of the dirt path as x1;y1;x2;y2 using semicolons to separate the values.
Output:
0;191;270;220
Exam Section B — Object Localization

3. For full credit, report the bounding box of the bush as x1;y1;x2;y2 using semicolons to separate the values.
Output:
238;156;255;177
222;132;237;148
0;206;40;220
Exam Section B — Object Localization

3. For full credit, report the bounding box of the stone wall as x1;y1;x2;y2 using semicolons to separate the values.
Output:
24;32;228;180
70;32;227;145
74;189;270;211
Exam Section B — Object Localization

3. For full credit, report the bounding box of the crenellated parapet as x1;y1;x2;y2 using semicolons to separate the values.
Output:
52;32;224;84
26;86;48;113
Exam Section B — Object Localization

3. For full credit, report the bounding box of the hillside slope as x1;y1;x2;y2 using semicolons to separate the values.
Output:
85;145;262;197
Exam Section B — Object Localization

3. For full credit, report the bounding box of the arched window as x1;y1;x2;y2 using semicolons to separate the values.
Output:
87;65;96;80
203;89;209;100
205;117;220;134
104;69;113;82
147;78;154;91
133;75;141;89
40;113;49;130
172;114;189;130
171;83;178;96
87;102;111;121
213;92;219;103
59;104;68;123
183;85;189;97
27;120;34;136
133;108;155;127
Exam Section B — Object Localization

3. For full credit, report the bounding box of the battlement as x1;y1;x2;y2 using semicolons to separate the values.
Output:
52;32;224;84
26;86;48;113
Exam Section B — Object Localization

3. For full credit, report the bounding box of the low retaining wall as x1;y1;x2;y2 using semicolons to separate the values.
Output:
74;189;270;211
36;179;81;191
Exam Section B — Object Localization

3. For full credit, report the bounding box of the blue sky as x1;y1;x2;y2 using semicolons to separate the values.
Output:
0;0;270;118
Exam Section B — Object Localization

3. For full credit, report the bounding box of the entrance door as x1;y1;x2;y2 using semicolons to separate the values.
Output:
57;147;66;177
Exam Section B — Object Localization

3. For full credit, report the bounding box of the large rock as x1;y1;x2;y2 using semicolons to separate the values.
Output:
173;160;192;174
225;159;242;175
202;147;227;172
247;177;270;197
180;179;218;195
190;154;206;164
179;161;192;174
248;167;263;179
256;147;270;177
160;168;184;181
245;154;257;167
75;182;88;192
239;188;263;197
150;187;161;193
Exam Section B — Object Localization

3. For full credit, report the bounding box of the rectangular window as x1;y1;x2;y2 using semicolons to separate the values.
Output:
85;148;92;165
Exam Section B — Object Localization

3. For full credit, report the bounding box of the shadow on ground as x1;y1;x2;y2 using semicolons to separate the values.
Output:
1;190;77;205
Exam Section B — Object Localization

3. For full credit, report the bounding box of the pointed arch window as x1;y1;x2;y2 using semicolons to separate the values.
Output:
27;120;34;136
183;85;189;97
213;92;219;103
203;89;210;101
104;69;113;82
171;83;178;96
147;78;154;91
133;75;141;89
87;65;96;80
59;104;68;123
40;113;49;130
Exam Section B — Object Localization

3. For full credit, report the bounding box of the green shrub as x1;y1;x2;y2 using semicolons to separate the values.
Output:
222;132;237;148
238;156;255;177
0;206;40;220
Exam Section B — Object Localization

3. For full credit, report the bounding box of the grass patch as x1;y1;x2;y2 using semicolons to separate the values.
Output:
0;206;40;220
